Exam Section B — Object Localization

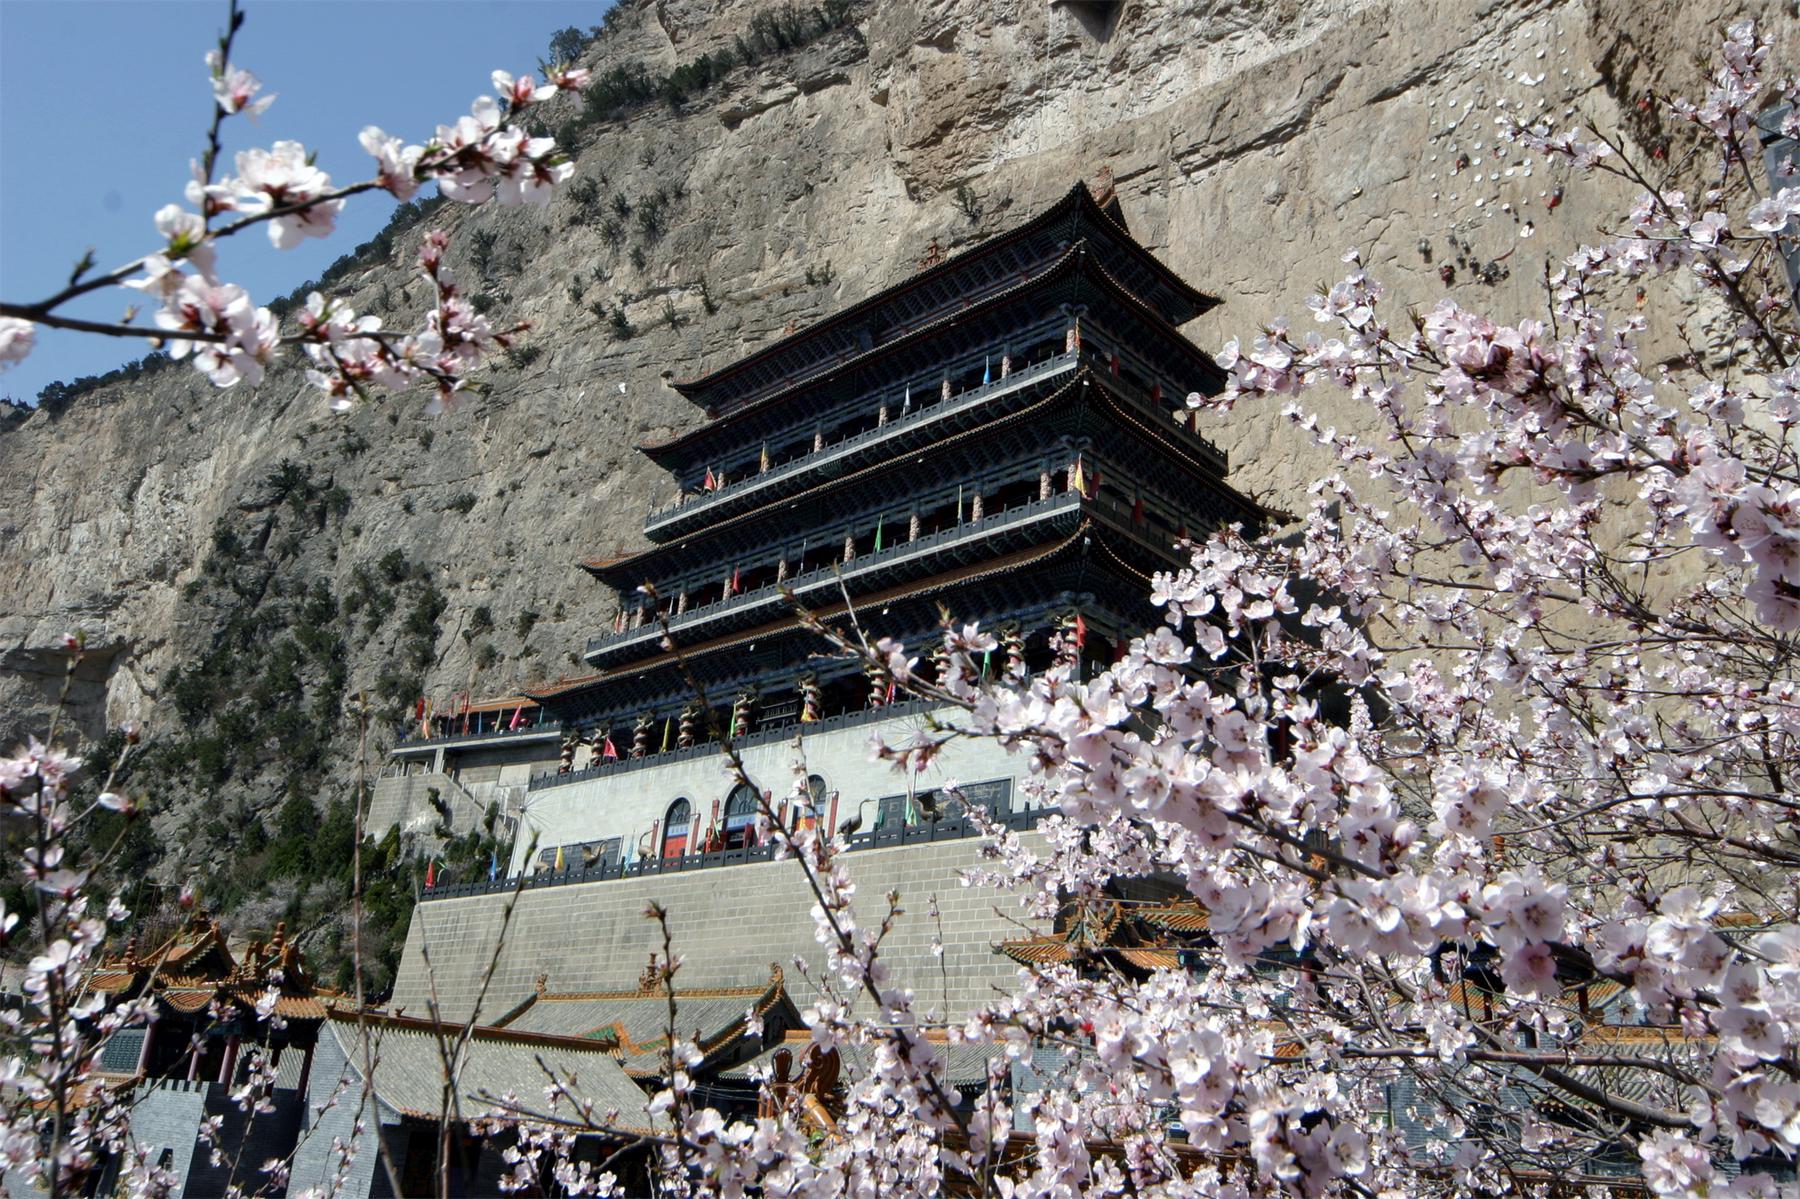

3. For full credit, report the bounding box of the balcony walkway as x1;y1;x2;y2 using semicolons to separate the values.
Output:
417;804;1051;902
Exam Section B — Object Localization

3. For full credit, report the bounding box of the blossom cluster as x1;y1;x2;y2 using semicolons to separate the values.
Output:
0;39;585;406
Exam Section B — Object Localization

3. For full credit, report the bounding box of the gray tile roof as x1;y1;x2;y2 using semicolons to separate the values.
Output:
328;1015;653;1134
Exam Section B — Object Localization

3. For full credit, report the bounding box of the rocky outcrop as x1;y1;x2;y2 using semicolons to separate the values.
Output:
2;0;1789;864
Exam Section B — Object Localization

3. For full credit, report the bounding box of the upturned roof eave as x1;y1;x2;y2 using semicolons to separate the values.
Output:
630;243;1221;477
655;181;1218;427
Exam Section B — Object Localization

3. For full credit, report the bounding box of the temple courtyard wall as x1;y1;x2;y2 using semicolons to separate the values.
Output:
390;832;1048;1023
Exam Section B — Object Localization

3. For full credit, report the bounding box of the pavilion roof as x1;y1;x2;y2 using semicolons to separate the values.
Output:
641;231;1224;464
667;182;1218;415
493;962;796;1077
528;521;1094;706
90;914;338;1021
593;368;1092;584
997;897;1210;972
324;1008;654;1133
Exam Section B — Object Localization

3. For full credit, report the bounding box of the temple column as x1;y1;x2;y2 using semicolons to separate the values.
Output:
776;556;788;583
813;428;824;453
941;374;952;401
800;675;821;723
843;532;856;563
632;715;651;759
678;707;696;750
1004;626;1025;679
877;403;889;427
558;731;576;774
867;664;889;709
676;590;689;615
294;1041;314;1100
218;1034;240;1085
1039;467;1052;502
970;491;984;522
908;511;920;542
135;1016;158;1078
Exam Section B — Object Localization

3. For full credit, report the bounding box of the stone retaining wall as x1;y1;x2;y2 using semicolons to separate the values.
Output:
390;833;1046;1023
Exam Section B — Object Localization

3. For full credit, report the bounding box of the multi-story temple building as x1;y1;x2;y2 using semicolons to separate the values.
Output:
443;181;1263;881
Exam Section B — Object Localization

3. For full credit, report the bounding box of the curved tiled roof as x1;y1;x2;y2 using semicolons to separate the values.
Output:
589;371;1088;584
668;182;1217;406
641;238;1224;461
493;965;795;1074
326;1009;653;1133
531;522;1096;705
91;914;338;1023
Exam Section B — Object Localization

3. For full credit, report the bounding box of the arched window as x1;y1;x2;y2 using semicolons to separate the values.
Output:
800;775;829;832
662;798;692;859
723;782;759;850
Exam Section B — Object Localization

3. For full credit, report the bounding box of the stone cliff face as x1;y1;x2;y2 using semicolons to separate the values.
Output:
1;0;1788;867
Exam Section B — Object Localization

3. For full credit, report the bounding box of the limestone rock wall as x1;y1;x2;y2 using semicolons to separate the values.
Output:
1;0;1789;868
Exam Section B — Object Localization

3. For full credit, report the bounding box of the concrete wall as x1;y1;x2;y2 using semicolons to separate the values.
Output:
510;704;1035;874
366;772;498;841
392;832;1046;1024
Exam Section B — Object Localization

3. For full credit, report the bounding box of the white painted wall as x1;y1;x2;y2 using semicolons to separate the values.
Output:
508;705;1033;874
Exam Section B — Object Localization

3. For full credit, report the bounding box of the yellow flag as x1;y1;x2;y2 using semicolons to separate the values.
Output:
554;845;565;870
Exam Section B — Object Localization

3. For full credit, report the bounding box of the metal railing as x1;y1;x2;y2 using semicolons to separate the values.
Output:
394;723;560;751
526;698;934;792
586;490;1083;659
643;353;1082;532
417;805;1053;901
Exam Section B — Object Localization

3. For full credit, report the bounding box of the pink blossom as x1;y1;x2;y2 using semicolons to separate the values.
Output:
359;126;423;201
231;140;342;249
0;317;33;371
206;49;274;117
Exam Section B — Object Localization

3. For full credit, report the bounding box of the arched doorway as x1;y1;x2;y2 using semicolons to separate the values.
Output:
723;782;759;850
662;798;692;858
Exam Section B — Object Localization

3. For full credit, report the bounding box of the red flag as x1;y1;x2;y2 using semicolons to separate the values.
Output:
703;466;717;491
731;565;742;595
885;679;896;704
414;696;426;721
1151;382;1162;403
1073;613;1087;648
602;735;619;761
508;703;524;731
1132;495;1145;525
1109;351;1120;376
425;860;437;889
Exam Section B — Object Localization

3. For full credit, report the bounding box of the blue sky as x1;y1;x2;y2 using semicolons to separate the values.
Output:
1;0;612;404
